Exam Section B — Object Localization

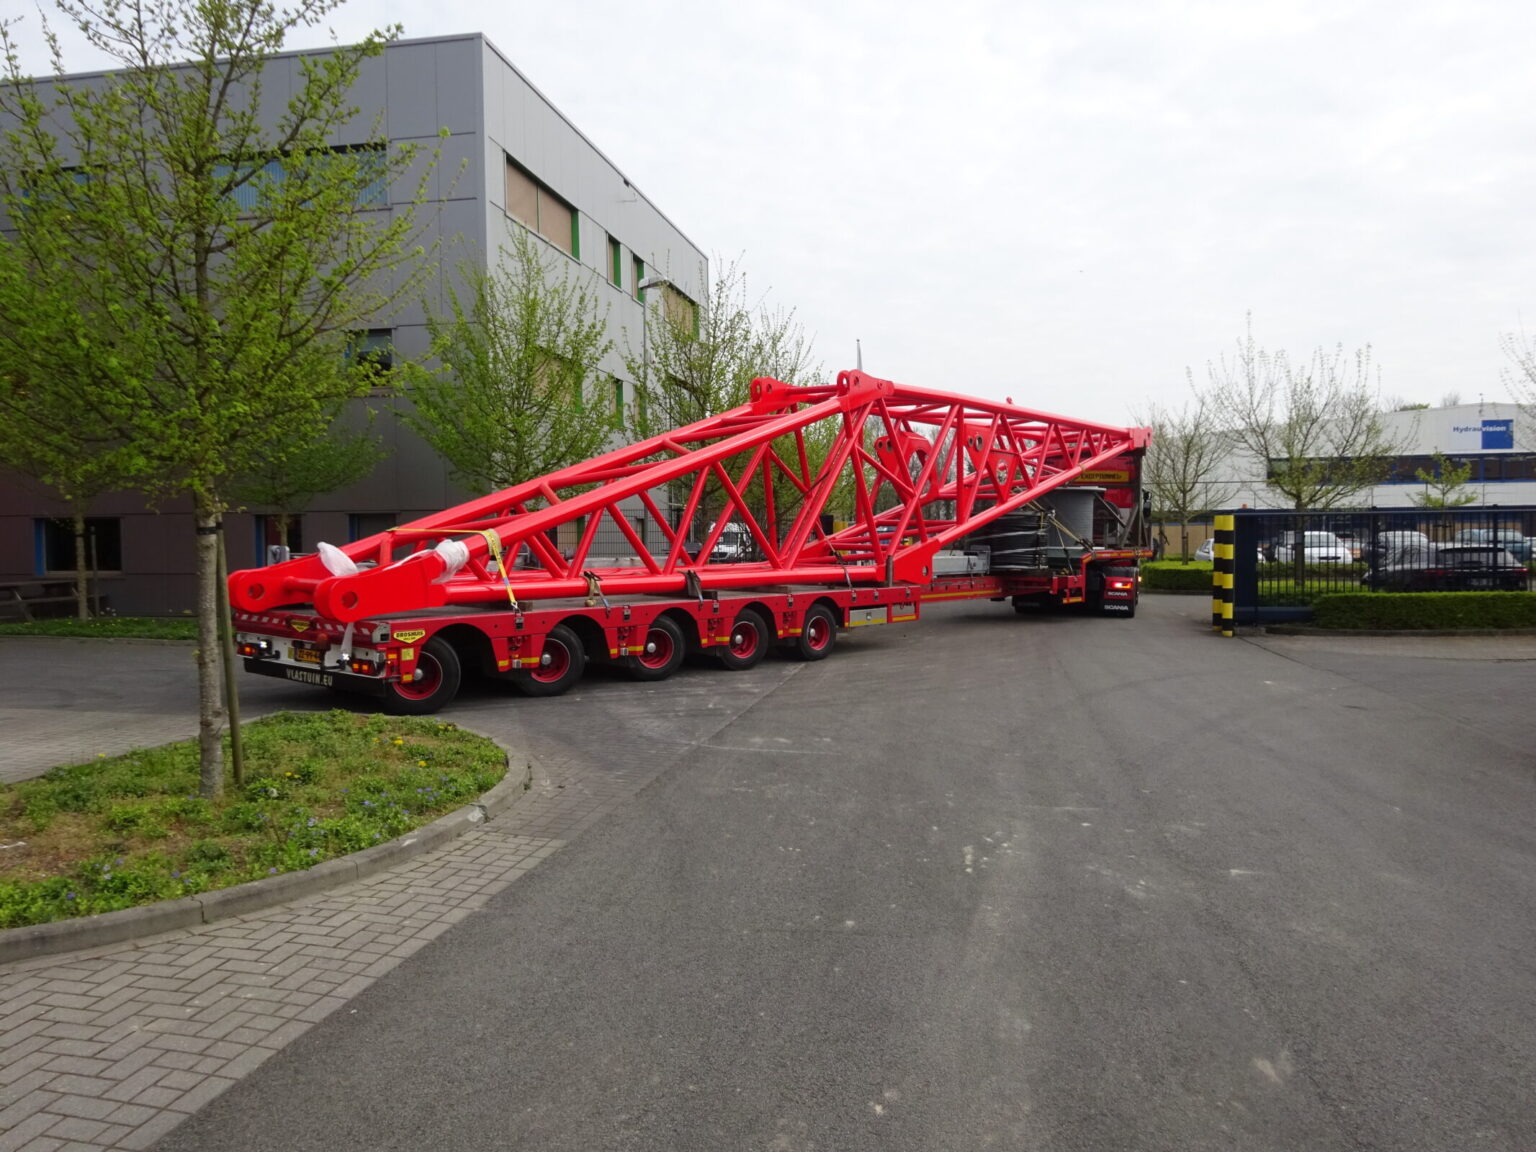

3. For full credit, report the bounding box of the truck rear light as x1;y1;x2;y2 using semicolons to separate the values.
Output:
1109;578;1134;590
237;639;275;659
348;658;379;675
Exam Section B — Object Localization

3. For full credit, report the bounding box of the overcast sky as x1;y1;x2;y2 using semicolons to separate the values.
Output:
11;0;1536;423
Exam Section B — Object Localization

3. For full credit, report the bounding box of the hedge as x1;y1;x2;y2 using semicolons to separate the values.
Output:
1141;561;1213;591
1311;592;1536;630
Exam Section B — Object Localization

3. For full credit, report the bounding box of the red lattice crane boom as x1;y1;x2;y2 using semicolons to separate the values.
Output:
230;371;1149;624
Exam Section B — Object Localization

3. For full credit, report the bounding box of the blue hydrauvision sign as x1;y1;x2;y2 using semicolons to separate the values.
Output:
1481;419;1514;450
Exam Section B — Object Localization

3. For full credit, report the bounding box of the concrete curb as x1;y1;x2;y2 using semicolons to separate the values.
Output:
0;744;533;967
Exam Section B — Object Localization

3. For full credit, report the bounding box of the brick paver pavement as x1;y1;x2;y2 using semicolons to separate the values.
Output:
0;744;643;1152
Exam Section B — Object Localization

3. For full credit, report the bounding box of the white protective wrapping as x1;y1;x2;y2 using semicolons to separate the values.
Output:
432;538;471;582
317;541;360;577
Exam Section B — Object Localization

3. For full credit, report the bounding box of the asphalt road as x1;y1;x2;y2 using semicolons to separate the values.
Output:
131;595;1536;1151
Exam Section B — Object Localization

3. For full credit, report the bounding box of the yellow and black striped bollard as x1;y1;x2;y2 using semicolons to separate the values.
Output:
1211;514;1235;636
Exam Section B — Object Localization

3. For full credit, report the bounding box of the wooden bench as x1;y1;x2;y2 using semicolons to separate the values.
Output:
0;581;81;621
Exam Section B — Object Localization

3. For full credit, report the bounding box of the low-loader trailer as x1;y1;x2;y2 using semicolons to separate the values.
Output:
228;371;1151;714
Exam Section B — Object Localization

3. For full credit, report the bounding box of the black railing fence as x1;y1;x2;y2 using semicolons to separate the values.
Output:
1228;506;1536;623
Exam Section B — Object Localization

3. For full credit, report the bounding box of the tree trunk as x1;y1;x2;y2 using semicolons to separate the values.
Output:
194;495;226;798
72;508;89;620
1179;520;1190;564
217;528;244;790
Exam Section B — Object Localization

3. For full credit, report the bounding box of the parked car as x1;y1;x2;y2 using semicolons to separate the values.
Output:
1331;529;1363;560
1362;530;1431;566
1453;529;1535;563
1268;531;1354;564
1194;539;1265;564
1365;544;1530;592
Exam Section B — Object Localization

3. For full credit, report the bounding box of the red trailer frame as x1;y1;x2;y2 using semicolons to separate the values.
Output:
230;371;1151;712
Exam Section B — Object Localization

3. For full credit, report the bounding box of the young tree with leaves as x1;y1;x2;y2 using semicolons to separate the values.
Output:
0;269;140;617
1134;386;1240;562
230;416;387;548
0;0;435;796
1203;319;1400;511
1411;451;1477;508
400;227;616;493
627;257;821;544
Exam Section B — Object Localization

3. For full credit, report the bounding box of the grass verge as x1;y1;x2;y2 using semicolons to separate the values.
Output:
0;616;199;640
0;711;505;929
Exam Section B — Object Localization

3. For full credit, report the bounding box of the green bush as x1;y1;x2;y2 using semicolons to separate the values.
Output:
1312;592;1536;630
1141;561;1214;591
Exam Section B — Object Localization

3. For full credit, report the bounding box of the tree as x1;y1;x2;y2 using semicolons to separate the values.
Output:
1411;451;1478;507
0;269;138;617
0;0;435;796
627;257;821;542
230;415;387;547
400;227;616;493
1500;328;1536;448
1134;387;1239;562
1203;319;1400;511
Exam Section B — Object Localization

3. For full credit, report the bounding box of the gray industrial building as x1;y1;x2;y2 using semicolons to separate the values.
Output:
0;32;706;615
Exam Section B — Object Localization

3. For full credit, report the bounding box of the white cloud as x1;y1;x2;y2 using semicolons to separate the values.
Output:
9;0;1536;421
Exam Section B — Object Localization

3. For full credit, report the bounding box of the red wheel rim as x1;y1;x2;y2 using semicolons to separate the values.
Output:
805;614;830;651
729;621;759;658
637;626;675;669
395;653;442;700
532;639;571;683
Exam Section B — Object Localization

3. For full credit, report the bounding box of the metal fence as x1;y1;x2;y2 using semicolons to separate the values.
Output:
1227;505;1536;624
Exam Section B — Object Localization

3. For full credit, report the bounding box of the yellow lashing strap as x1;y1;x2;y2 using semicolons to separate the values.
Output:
390;527;520;612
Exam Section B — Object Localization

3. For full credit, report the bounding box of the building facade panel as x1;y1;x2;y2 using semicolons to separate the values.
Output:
0;32;707;614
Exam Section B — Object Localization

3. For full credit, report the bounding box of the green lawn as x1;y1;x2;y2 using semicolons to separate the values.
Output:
0;616;199;640
0;711;507;929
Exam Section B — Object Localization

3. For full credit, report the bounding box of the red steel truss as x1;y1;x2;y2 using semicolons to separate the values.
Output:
229;371;1150;623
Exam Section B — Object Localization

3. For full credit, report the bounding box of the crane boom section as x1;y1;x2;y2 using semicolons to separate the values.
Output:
229;371;1149;623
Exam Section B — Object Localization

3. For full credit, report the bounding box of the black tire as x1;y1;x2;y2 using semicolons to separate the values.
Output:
382;635;461;715
786;603;837;661
623;616;686;682
511;624;585;697
716;608;770;671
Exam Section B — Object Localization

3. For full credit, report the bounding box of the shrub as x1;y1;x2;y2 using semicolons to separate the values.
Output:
1141;561;1213;591
1311;592;1536;630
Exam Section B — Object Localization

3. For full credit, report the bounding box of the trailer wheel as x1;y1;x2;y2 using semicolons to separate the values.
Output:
383;636;461;715
511;624;585;697
717;608;769;671
787;604;837;661
624;616;685;681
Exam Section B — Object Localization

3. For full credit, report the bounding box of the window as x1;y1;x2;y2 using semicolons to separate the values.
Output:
661;285;698;335
255;515;303;564
348;329;394;391
608;236;622;286
214;145;386;213
35;517;122;574
504;156;578;256
633;256;646;300
612;377;625;418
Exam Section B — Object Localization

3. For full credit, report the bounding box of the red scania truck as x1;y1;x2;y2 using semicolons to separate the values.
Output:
228;371;1151;714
